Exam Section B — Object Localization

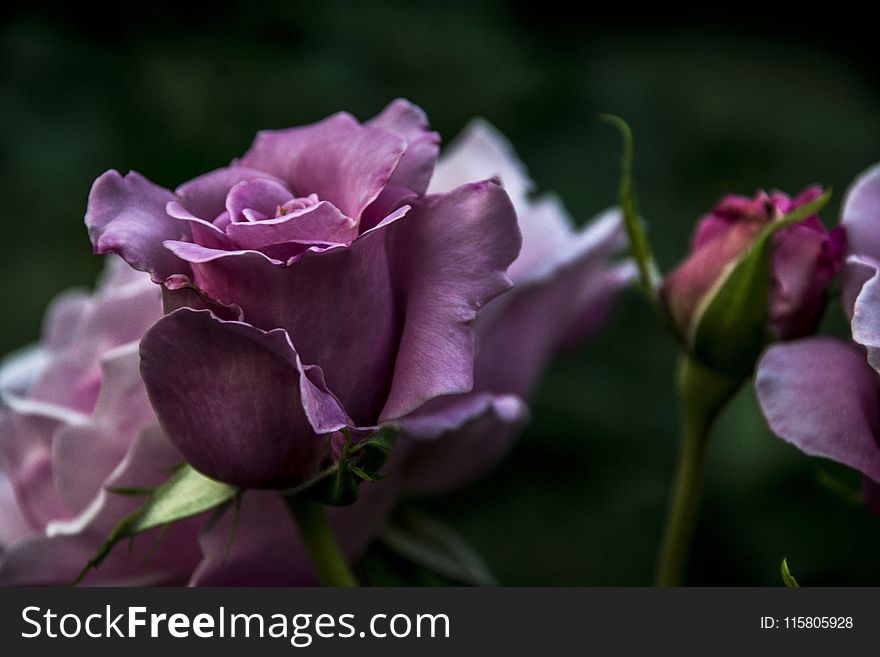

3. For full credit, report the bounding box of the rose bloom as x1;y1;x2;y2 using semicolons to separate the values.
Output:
756;163;880;512
86;99;521;490
1;105;628;585
396;120;635;491
662;188;845;342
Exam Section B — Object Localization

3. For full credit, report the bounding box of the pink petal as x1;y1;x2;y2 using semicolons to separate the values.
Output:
842;162;880;317
756;337;880;481
368;99;440;195
175;166;286;221
380;179;521;421
85;170;187;281
239;112;406;221
397;393;527;493
226;201;358;249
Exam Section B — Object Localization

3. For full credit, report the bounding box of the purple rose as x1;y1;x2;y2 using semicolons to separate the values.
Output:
0;258;399;585
756;163;880;512
85;100;521;489
395;121;635;491
662;188;845;342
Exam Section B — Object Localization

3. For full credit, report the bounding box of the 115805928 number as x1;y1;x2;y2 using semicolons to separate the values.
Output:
784;617;853;629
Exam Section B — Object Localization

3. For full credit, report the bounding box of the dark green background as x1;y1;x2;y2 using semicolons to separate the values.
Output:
3;2;879;585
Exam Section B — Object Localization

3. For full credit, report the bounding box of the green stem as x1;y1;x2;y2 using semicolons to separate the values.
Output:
284;496;357;587
654;355;741;587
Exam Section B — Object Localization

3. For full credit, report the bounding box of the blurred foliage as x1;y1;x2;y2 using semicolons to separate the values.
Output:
2;1;880;584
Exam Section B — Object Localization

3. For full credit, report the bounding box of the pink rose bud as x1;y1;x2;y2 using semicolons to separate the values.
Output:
662;187;845;348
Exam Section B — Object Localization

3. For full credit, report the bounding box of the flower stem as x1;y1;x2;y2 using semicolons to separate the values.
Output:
654;355;741;587
284;496;357;587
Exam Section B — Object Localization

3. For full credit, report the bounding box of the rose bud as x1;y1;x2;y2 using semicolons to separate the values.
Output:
394;120;635;491
661;187;845;375
85;100;521;491
757;163;880;513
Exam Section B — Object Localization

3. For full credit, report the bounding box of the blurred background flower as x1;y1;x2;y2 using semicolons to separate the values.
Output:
2;1;880;584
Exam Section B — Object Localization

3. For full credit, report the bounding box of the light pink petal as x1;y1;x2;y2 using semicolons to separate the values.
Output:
42;290;90;352
0;470;35;549
52;343;154;516
0;411;72;529
428;119;533;209
0;425;202;586
0;346;48;403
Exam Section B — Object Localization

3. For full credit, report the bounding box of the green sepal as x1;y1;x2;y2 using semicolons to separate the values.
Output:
781;557;800;588
295;426;399;506
688;189;832;377
600;114;662;301
72;465;239;585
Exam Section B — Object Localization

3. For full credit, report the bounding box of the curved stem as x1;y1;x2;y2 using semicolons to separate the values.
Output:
654;355;741;587
284;496;357;587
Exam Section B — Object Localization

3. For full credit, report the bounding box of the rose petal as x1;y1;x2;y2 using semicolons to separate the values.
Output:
661;218;763;334
52;342;154;516
226;201;358;249
174;166;286;221
164;210;411;425
428;119;533;209
769;221;836;339
0;425;202;585
224;178;294;223
368;99;440;195
139;308;347;488
0;411;72;528
25;262;160;414
42;290;90;352
755;337;880;481
85;170;187;281
397;393;527;492
850;257;880;371
239;112;406;221
0;470;34;549
166;201;236;250
162;239;284;265
0;345;48;403
842;162;880;315
380;179;521;421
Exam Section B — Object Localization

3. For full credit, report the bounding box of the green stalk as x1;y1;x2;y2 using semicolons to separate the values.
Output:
654;355;741;586
284;496;357;587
